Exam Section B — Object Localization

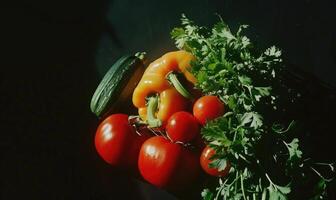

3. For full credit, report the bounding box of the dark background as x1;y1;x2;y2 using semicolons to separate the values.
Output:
1;0;335;199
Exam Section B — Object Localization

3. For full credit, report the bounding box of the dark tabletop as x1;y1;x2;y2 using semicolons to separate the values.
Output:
1;0;335;199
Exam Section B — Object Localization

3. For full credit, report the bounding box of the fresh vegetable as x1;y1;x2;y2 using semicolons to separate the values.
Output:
166;111;200;143
91;54;145;117
193;95;225;125
138;88;189;128
171;15;334;199
132;50;196;127
95;114;150;171
89;13;334;200
138;136;200;191
200;146;231;177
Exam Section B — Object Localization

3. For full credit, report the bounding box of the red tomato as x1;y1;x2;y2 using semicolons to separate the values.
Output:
200;146;231;177
166;111;200;143
138;136;200;191
95;114;150;170
193;95;225;125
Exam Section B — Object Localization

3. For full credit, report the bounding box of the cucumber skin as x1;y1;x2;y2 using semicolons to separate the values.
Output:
90;55;143;117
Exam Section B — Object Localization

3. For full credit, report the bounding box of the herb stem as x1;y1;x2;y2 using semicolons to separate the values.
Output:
314;162;335;172
310;167;333;182
235;171;238;194
261;189;267;200
241;174;247;200
172;14;332;200
215;179;228;200
265;173;274;186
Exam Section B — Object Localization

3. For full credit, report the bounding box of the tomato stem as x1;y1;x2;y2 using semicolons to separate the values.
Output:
167;72;193;99
146;95;162;127
128;115;147;126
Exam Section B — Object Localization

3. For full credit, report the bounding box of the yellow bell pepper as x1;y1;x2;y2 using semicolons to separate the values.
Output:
132;50;197;127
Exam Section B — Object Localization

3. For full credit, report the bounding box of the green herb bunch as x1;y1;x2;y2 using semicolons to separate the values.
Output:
171;15;334;200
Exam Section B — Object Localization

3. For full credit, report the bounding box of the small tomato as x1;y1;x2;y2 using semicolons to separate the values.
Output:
200;146;230;177
193;95;225;125
166;111;200;143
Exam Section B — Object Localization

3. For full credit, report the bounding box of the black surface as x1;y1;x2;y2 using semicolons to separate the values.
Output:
1;0;336;199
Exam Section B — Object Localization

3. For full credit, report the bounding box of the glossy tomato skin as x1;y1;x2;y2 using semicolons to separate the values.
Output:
138;136;200;191
200;146;231;177
166;111;200;143
193;95;225;125
95;114;150;170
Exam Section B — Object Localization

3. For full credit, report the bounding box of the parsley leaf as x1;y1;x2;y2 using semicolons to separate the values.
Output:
201;189;215;200
284;138;303;168
240;112;263;129
171;14;333;200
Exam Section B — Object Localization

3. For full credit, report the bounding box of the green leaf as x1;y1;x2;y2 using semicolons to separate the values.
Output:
240;112;263;129
269;190;288;200
197;71;208;83
310;178;328;200
201;189;214;200
213;22;236;42
170;27;185;38
233;193;243;200
170;14;330;200
254;87;271;97
170;28;187;49
251;112;263;129
267;183;291;200
208;63;219;71
240;36;251;48
284;138;303;169
238;75;252;85
276;185;291;194
227;95;237;110
317;179;327;191
209;158;229;172
237;24;249;36
265;46;282;57
240;112;253;126
286;138;303;161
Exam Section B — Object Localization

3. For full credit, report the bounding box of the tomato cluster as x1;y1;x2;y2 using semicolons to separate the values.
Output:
94;95;231;191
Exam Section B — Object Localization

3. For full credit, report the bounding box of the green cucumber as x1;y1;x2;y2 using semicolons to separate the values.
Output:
90;55;145;117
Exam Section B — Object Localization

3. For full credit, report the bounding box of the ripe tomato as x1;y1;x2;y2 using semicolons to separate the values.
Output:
166;111;200;143
95;114;150;171
200;146;231;177
138;136;200;191
193;95;225;125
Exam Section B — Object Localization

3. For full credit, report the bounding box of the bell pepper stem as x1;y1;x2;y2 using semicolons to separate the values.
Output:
167;72;193;99
146;95;162;127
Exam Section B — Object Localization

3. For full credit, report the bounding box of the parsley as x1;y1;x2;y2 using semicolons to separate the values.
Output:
284;138;303;169
171;14;334;199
